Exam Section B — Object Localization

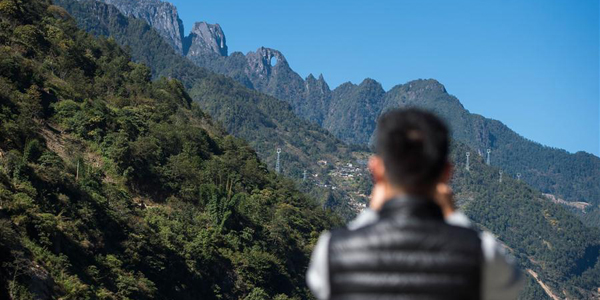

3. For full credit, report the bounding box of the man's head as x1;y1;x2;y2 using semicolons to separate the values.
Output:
369;108;451;203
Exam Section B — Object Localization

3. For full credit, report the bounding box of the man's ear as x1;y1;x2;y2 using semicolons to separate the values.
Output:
440;161;453;184
368;155;386;184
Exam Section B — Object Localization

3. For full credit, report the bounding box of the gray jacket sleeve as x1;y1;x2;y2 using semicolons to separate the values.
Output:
435;211;524;300
306;231;331;300
307;209;378;299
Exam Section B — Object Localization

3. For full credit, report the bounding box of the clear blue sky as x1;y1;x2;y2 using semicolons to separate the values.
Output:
170;0;599;156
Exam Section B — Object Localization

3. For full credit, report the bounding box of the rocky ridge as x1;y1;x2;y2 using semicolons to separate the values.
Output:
98;0;228;58
96;0;599;215
101;0;185;53
184;21;227;57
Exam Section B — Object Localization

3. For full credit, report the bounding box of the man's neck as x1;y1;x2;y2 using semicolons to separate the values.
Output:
383;185;435;203
373;183;435;210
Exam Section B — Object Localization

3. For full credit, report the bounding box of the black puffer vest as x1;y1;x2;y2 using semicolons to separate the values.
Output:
328;196;482;300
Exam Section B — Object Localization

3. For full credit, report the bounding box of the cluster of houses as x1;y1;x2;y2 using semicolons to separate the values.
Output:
312;160;365;185
331;162;363;179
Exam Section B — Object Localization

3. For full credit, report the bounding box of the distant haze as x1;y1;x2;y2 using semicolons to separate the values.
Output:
170;0;599;156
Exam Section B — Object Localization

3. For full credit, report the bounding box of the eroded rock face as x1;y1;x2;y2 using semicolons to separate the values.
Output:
184;22;228;57
299;74;331;124
245;47;286;78
100;0;185;53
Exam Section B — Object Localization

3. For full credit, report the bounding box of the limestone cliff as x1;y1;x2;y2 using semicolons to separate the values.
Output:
184;22;228;57
99;0;185;53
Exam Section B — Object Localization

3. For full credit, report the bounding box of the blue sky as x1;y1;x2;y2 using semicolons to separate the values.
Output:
170;0;599;156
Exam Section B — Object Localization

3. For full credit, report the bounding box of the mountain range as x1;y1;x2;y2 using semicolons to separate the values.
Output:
0;0;598;299
93;0;599;218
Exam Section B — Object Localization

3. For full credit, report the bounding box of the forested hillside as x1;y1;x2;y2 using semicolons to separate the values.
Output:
450;145;600;299
3;0;599;299
0;1;339;298
55;0;373;219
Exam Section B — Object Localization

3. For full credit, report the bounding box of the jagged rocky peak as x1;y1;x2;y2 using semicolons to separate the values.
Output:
184;22;228;57
359;78;385;92
385;79;451;105
405;79;447;94
245;47;288;76
318;73;327;83
305;73;330;92
306;73;327;83
333;78;385;96
304;73;331;94
100;0;184;53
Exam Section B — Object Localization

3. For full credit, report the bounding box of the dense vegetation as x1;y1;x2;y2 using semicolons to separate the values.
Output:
323;79;385;145
4;0;598;299
56;0;372;219
0;1;340;298
449;145;600;299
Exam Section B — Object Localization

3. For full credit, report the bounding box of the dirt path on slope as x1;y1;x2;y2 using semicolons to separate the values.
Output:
527;269;561;300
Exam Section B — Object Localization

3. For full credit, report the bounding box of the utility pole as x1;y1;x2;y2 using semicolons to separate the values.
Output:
517;173;521;181
303;170;307;181
486;149;491;165
499;170;503;183
76;159;80;181
275;148;281;173
465;152;470;171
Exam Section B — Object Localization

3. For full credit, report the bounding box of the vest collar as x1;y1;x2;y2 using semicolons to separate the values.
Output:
378;195;444;220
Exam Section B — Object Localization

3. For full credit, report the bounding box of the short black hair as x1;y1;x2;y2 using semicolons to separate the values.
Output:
375;108;449;192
